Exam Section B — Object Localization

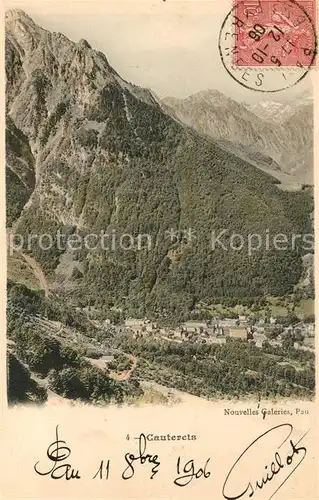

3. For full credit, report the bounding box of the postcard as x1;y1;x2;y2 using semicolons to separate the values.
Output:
0;0;318;499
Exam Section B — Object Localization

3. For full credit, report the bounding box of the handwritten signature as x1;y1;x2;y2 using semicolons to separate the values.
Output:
222;423;309;500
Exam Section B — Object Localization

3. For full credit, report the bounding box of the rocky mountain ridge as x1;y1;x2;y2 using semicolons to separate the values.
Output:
6;9;313;318
163;89;313;187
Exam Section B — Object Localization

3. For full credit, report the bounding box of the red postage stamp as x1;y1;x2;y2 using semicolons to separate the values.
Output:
232;0;317;67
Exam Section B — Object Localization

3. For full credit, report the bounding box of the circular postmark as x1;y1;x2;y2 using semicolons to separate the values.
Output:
218;0;317;92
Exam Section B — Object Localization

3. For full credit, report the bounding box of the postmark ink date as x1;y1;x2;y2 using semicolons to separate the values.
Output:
218;0;317;92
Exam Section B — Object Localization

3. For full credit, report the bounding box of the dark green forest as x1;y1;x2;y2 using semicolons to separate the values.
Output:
12;84;314;319
115;335;315;400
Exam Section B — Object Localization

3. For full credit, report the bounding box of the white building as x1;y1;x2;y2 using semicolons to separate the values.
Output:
181;321;208;333
253;333;267;348
208;337;226;345
125;318;145;328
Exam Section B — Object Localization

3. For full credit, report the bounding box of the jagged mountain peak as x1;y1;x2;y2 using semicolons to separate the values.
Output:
6;9;108;71
190;88;230;103
6;10;158;116
163;89;260;129
165;89;241;109
163;87;313;186
247;92;313;124
5;8;36;25
78;38;92;49
5;9;45;54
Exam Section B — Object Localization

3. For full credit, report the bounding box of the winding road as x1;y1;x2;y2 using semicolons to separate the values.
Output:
110;354;138;381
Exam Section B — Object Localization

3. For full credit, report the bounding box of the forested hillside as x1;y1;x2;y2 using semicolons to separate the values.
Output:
6;10;314;320
7;280;143;404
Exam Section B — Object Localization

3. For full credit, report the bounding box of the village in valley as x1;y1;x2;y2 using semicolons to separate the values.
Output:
118;315;315;352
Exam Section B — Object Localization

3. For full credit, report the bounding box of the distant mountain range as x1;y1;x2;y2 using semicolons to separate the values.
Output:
246;91;312;123
163;90;313;187
5;9;313;318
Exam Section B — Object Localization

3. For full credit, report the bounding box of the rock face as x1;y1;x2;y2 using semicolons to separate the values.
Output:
6;116;35;227
5;9;313;317
164;90;264;146
163;89;313;186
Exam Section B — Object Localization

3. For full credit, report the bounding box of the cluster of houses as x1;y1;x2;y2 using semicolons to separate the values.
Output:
121;317;315;350
124;318;158;334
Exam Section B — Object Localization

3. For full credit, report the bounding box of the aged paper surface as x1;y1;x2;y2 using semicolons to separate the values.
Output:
0;0;318;499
